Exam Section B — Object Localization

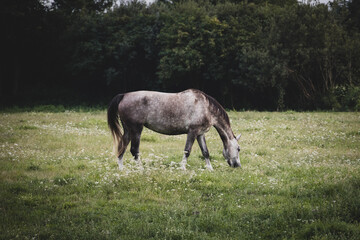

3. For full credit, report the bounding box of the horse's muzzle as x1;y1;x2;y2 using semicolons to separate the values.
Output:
228;159;242;168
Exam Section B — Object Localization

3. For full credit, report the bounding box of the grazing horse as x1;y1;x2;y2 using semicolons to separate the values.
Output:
107;89;241;170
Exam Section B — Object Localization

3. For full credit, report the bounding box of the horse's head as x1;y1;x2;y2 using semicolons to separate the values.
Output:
223;134;241;168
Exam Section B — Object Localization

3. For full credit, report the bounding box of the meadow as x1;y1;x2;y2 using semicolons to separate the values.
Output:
0;109;359;239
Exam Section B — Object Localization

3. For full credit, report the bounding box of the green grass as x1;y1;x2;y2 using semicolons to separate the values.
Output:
0;110;359;239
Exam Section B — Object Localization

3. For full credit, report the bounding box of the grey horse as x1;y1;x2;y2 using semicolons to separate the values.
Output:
107;89;241;170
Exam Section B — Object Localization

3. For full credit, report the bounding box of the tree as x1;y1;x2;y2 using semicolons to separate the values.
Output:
1;0;47;98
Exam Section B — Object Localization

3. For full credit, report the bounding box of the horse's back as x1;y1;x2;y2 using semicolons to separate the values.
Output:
118;90;212;135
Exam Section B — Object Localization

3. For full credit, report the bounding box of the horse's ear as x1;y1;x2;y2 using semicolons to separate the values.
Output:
236;134;241;141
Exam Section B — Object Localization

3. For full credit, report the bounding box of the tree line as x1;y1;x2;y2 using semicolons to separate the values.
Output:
2;0;360;110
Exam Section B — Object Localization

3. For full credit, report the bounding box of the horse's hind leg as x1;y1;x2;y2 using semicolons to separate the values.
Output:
130;125;143;161
197;134;213;171
118;128;130;170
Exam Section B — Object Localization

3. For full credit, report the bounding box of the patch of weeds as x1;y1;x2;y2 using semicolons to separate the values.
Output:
9;185;27;194
77;164;86;170
161;155;181;169
256;149;267;156
287;116;297;121
142;135;157;142
20;194;39;207
257;116;270;120
62;202;76;209
33;105;66;113
241;113;253;120
346;130;360;137
297;221;360;239
244;127;261;132
18;125;38;130
27;163;41;171
101;185;114;200
53;175;75;186
75;119;106;129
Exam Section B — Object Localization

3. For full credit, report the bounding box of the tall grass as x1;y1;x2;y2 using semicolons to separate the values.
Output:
0;110;359;239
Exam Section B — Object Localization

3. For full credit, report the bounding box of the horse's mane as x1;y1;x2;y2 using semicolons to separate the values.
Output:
192;89;230;125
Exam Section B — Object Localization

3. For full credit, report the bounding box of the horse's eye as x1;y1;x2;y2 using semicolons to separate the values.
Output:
237;147;240;152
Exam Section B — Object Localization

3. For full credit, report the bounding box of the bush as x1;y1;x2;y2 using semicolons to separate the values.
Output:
324;86;360;111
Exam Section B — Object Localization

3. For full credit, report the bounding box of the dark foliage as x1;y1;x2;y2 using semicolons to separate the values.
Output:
1;0;360;110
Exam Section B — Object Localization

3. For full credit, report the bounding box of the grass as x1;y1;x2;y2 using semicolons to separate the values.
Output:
0;109;359;239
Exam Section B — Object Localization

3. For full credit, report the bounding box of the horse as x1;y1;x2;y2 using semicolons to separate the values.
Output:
107;89;241;171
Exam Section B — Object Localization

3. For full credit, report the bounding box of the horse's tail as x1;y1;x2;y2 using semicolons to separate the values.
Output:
107;94;125;157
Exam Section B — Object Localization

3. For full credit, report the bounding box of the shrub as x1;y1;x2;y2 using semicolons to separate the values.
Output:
323;86;360;111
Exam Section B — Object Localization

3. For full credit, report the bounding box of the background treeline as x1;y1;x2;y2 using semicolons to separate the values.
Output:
2;0;360;110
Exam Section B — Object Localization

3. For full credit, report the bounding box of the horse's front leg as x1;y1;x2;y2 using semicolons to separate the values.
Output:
197;134;213;171
181;132;197;170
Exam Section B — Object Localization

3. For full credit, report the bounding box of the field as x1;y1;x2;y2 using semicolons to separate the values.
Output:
0;109;359;239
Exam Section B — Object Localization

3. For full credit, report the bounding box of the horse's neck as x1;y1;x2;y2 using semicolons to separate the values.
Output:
205;95;234;145
213;120;233;146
